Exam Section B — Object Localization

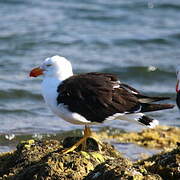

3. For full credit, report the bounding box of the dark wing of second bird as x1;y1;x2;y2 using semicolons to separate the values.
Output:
57;72;173;123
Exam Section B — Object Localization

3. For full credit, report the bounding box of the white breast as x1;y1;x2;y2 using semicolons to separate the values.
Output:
42;77;60;113
41;77;93;125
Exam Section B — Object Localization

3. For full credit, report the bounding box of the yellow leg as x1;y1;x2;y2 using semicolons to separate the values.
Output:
83;125;102;152
84;125;92;136
81;125;92;150
62;125;92;154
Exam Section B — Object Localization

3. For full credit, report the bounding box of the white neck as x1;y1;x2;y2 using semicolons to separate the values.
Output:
41;68;73;112
41;77;61;120
56;67;73;81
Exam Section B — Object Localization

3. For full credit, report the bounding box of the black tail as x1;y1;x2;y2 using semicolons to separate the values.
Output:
138;115;159;128
141;103;174;113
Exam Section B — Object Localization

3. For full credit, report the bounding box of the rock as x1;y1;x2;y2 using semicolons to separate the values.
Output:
0;137;159;180
0;126;179;180
137;145;180;180
0;138;125;180
95;126;180;150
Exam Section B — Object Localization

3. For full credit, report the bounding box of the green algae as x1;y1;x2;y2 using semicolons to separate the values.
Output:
0;138;124;180
96;126;180;150
137;145;180;180
0;126;179;180
0;137;158;180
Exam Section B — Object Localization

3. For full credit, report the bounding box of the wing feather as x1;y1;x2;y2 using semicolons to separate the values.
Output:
57;73;141;122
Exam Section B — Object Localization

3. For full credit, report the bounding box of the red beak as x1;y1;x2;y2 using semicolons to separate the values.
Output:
29;67;44;77
176;80;179;93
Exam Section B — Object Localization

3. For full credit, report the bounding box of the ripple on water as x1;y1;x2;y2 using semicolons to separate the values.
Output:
0;0;179;135
0;89;42;100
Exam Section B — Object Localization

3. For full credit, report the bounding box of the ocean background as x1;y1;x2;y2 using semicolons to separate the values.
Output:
0;0;179;156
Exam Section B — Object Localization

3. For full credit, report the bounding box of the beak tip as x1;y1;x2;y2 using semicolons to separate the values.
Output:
29;71;36;77
29;72;33;77
29;67;43;77
176;80;179;93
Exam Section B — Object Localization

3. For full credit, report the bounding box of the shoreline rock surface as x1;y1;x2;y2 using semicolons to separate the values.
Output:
0;126;179;180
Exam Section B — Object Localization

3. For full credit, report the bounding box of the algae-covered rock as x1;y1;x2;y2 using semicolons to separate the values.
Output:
0;137;161;180
0;129;179;180
0;137;124;180
0;139;62;179
85;158;163;180
96;126;180;150
137;145;180;180
85;157;141;180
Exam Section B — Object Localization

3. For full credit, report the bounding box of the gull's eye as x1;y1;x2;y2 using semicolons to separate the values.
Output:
46;64;52;67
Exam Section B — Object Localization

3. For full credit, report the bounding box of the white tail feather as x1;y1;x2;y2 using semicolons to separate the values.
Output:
105;113;159;128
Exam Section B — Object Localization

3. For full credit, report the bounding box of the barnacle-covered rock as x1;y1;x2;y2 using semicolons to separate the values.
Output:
0;125;179;180
0;137;159;180
96;126;180;150
137;145;180;180
0;137;124;180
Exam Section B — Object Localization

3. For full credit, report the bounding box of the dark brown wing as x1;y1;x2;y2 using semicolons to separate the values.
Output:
120;83;170;103
57;73;141;123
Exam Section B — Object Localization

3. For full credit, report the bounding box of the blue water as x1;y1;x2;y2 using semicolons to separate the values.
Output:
0;0;179;137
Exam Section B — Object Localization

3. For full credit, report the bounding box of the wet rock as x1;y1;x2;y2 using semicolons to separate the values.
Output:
96;126;180;150
63;136;100;151
0;138;123;180
137;146;180;180
0;126;179;180
85;158;163;180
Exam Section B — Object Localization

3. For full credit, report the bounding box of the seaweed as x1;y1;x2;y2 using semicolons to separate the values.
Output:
0;126;179;180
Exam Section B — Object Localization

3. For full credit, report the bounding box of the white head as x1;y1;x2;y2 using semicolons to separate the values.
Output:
176;65;180;79
176;65;180;92
30;55;73;81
